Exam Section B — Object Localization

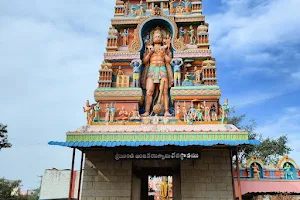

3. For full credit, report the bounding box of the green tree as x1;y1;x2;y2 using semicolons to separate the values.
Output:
0;178;23;200
228;110;292;165
0;123;12;150
0;178;37;200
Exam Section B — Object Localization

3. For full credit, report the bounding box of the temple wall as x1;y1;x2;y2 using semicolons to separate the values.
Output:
80;149;233;200
81;150;132;200
181;149;233;200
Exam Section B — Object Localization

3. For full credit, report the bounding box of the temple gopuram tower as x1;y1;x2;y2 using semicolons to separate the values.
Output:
50;1;259;199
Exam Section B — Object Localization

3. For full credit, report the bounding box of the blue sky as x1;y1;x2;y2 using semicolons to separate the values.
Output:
0;0;300;190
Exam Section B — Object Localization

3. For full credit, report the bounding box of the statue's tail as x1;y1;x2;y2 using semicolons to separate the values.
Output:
141;63;149;89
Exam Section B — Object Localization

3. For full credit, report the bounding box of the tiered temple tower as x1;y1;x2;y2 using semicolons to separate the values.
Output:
50;1;259;200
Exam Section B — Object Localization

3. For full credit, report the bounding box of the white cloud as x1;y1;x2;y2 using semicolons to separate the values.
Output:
207;0;300;77
0;0;115;189
256;107;300;163
210;0;300;53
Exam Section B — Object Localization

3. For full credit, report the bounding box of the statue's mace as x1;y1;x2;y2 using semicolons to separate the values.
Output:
153;79;165;115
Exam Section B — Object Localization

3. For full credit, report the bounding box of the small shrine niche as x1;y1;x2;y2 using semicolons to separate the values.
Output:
114;0;125;16
197;23;209;46
147;2;152;10
98;62;113;88
246;156;265;179
191;1;202;14
277;155;299;180
116;75;130;88
202;59;217;85
250;162;264;179
163;2;169;9
146;0;169;10
115;66;130;88
106;26;119;51
114;5;125;16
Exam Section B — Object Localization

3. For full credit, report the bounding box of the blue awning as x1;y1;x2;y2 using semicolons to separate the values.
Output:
48;140;260;148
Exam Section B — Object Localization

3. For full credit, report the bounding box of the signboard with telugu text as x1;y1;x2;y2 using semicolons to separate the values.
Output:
114;152;200;160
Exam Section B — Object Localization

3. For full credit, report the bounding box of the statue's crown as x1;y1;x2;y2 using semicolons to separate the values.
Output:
153;27;162;35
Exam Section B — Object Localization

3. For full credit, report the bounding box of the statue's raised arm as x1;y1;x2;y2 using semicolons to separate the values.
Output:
171;58;183;87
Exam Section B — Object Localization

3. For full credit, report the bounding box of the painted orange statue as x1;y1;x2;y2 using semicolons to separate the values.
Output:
194;66;202;83
83;100;93;125
176;103;181;120
252;162;260;179
129;106;141;120
141;27;173;117
159;176;169;200
182;102;188;122
117;106;129;120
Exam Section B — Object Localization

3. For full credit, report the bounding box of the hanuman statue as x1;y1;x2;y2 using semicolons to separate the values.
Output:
141;27;173;117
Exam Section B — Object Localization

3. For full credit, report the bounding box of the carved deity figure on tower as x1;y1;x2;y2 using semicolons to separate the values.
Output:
141;27;173;117
176;0;185;14
152;5;161;16
171;58;183;86
176;102;181;120
117;106;129;120
130;59;142;87
105;103;110;123
187;25;196;45
93;102;101;122
211;104;218;121
117;66;124;75
83;100;93;125
196;103;203;121
203;101;211;121
179;27;186;42
129;106;141;120
109;103;116;122
188;103;196;120
194;66;202;84
124;1;129;15
169;0;176;14
181;101;188;122
120;29;129;46
139;0;145;16
221;98;229;124
184;0;190;13
108;26;119;37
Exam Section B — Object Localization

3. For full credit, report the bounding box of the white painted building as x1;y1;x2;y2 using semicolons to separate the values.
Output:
39;168;80;200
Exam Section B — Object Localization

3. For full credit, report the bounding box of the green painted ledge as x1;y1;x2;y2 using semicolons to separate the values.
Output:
66;132;249;142
170;85;220;90
94;87;142;92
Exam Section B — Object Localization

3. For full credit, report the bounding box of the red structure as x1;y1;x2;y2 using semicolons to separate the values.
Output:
233;156;300;199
